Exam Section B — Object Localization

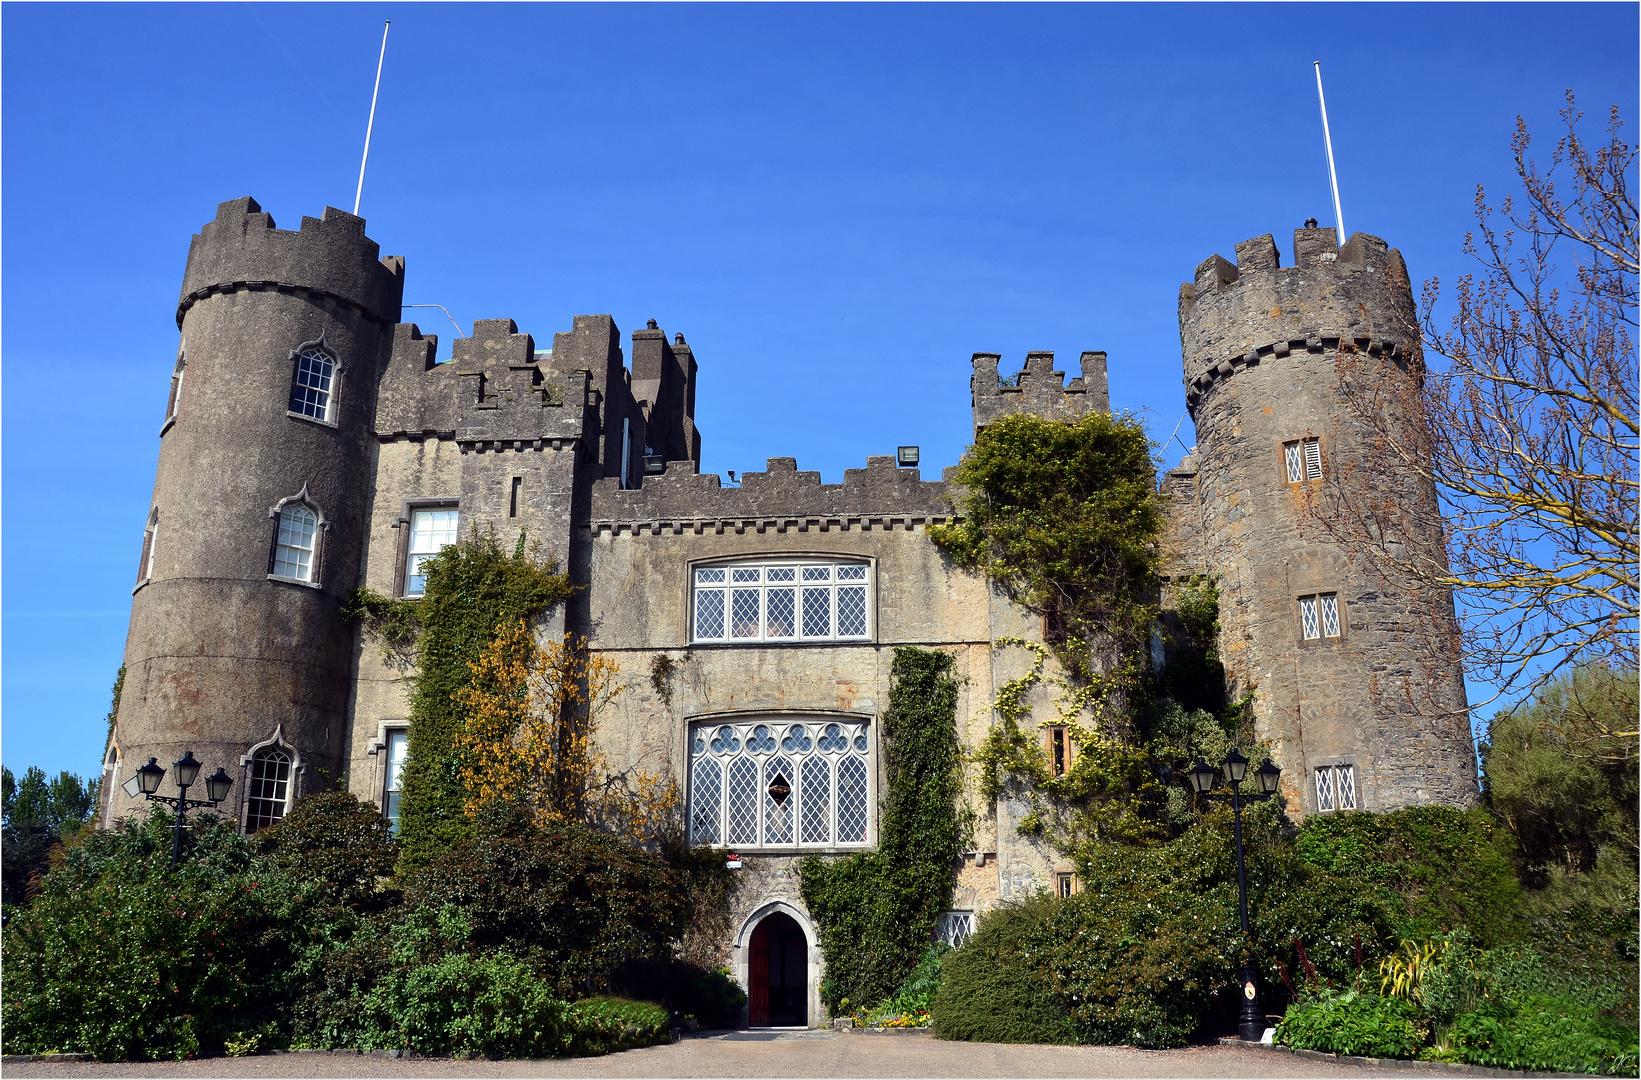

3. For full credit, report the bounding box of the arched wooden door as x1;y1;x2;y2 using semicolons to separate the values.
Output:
747;911;807;1027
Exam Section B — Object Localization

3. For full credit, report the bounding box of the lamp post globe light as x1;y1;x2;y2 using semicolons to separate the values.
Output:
126;752;235;864
1189;748;1281;1042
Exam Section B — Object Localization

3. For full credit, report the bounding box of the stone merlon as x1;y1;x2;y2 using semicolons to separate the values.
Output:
971;350;1110;434
1177;227;1419;417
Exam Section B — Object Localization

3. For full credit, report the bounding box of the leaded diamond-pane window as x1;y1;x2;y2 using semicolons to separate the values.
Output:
1299;596;1320;640
1284;437;1322;483
688;718;872;849
1320;594;1341;637
1315;766;1336;812
1285;441;1304;484
1335;764;1357;809
692;560;872;643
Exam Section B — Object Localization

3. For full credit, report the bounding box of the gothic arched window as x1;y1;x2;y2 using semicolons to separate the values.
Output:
244;747;292;832
688;719;872;849
273;503;319;582
288;345;338;423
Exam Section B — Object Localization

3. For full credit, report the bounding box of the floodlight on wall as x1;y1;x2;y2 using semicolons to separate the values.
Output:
896;446;920;468
643;456;667;476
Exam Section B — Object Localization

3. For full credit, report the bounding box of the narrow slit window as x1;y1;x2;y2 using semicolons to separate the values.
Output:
1047;726;1069;777
289;349;336;421
383;730;408;834
509;476;522;518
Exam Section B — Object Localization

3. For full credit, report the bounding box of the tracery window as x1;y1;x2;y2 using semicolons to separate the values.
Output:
692;560;871;643
245;747;292;832
273;504;319;582
289;348;336;421
688;719;871;849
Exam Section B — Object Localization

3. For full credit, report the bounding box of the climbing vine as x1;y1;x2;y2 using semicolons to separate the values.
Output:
344;526;574;873
928;410;1162;689
933;415;1267;855
799;647;970;1014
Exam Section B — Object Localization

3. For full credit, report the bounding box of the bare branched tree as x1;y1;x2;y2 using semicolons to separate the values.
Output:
1331;93;1637;730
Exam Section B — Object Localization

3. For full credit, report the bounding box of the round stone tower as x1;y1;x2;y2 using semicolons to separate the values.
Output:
105;197;404;828
1176;225;1478;815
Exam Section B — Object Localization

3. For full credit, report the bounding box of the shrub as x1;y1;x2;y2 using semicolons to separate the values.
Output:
932;894;1074;1044
1047;817;1391;1049
564;997;671;1056
251;790;398;913
1444;995;1639;1076
358;950;569;1057
1276;990;1423;1058
1293;806;1523;946
398;804;689;997
608;958;747;1030
0;811;300;1060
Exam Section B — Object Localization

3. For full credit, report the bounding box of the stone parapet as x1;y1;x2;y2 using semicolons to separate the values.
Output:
971;350;1110;433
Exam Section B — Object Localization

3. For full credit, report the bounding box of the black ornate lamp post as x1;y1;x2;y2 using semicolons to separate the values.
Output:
132;752;235;864
1187;749;1282;1041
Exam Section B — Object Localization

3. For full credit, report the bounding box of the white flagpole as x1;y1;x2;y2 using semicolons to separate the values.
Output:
353;21;391;217
1313;60;1346;243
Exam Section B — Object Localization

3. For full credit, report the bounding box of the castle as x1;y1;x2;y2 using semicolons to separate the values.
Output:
102;197;1479;1026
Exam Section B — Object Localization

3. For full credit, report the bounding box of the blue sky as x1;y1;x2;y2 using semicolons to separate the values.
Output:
3;2;1635;779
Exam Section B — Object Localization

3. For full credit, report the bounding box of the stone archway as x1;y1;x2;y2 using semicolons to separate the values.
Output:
732;901;822;1028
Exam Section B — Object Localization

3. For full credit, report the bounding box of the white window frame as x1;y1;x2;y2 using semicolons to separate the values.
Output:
383;728;409;834
1299;592;1342;641
937;910;975;947
687;717;873;851
1284;437;1322;483
691;559;872;644
1315;763;1356;812
245;746;293;832
404;507;460;597
273;504;320;582
287;339;341;426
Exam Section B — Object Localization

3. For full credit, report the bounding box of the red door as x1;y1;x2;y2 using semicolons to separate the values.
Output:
748;919;770;1026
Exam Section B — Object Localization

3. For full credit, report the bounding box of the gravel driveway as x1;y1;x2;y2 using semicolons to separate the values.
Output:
3;1029;1457;1079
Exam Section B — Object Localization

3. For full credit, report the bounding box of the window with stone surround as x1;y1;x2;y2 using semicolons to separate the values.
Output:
937;910;974;947
382;728;409;833
1284;437;1323;483
245;747;292;832
1299;592;1342;641
273;504;319;582
288;347;337;422
687;718;872;850
691;559;871;644
1314;763;1357;812
404;508;459;597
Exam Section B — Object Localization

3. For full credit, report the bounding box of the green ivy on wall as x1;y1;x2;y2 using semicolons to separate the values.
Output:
928;410;1162;688
800;647;970;1014
344;527;574;874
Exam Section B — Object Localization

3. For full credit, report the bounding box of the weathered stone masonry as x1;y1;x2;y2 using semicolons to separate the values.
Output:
105;197;1480;1027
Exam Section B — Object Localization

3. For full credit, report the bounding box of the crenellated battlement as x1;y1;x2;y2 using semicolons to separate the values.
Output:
178;197;404;327
1177;227;1418;416
970;349;1110;434
375;318;589;447
587;454;953;534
